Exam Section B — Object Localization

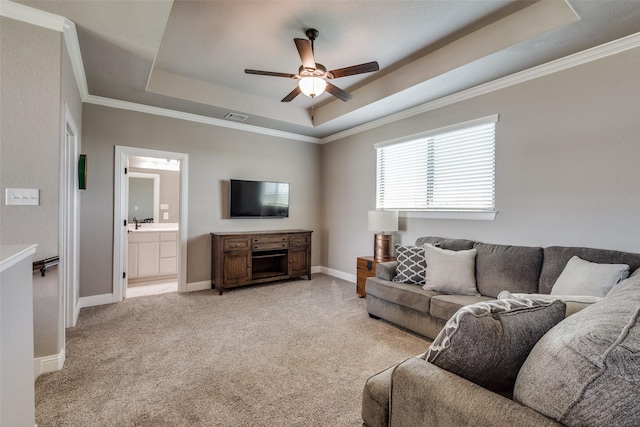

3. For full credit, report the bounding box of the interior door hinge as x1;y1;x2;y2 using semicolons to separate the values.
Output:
123;272;126;279
124;219;127;226
124;167;127;174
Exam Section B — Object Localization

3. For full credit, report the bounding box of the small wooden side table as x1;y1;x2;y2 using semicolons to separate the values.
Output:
356;256;395;297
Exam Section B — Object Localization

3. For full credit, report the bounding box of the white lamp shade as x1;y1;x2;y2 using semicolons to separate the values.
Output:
368;210;398;232
298;77;327;97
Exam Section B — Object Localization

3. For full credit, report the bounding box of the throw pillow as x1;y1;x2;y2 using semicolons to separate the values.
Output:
422;244;479;296
498;290;600;317
551;256;629;297
424;298;566;393
392;244;426;285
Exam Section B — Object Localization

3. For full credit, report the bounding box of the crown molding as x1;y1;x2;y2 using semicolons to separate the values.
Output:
319;31;640;144
62;19;89;99
3;1;639;145
0;0;66;31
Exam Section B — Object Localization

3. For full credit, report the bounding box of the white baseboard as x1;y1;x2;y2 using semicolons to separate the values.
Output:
320;266;356;283
78;293;116;309
186;280;211;292
311;266;322;275
34;347;65;379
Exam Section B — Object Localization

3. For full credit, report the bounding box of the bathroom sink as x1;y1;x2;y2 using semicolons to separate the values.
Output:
127;223;179;232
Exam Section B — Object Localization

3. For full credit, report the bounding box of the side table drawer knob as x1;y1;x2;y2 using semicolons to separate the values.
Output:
366;260;373;271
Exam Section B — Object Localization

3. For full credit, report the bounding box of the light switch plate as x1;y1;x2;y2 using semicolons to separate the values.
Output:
160;203;169;210
5;188;39;205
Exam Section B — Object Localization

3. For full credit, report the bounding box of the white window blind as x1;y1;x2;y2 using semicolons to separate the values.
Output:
376;117;496;212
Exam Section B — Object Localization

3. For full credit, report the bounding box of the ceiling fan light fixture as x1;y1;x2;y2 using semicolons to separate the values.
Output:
298;76;326;98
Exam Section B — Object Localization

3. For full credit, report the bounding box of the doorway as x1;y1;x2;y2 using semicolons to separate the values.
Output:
113;146;188;301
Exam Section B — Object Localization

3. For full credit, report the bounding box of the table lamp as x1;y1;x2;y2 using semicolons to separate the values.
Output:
368;210;398;261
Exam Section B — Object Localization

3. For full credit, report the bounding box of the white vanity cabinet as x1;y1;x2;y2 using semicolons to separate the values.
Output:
159;232;178;274
128;231;177;278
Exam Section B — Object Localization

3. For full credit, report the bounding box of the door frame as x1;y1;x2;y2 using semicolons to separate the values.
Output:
61;103;80;328
113;146;189;301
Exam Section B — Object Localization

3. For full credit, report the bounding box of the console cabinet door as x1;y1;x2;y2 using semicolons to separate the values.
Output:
289;247;310;278
223;251;251;284
288;233;311;278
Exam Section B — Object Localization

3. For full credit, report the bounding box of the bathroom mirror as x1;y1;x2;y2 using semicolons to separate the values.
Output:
128;172;159;223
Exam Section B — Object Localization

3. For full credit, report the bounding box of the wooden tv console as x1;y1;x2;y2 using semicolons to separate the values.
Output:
210;230;312;294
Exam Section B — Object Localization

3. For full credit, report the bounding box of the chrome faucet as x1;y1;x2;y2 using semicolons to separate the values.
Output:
133;217;140;230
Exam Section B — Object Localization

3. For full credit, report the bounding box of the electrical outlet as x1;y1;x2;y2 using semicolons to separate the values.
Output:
163;212;169;220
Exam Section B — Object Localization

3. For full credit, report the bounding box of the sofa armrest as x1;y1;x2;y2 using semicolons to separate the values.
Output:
376;261;397;281
390;357;562;427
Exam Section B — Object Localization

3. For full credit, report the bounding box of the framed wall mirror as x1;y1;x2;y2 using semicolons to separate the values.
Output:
128;172;159;223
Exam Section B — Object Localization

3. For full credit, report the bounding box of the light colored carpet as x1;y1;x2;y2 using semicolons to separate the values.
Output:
35;274;428;426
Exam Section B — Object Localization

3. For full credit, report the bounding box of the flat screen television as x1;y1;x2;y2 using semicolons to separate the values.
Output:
229;179;290;218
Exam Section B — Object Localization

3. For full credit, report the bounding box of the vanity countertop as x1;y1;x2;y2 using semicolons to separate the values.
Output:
127;223;179;233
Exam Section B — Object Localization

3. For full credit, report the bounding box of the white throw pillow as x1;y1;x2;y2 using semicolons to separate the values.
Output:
423;244;479;296
551;256;629;297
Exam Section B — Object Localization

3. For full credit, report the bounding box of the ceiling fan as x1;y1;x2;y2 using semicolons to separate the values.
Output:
245;29;379;103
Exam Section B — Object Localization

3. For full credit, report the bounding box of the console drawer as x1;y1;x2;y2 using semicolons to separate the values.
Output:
252;235;288;250
289;234;310;247
224;238;251;251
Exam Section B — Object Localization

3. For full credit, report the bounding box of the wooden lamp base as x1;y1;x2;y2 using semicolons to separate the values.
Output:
374;233;392;261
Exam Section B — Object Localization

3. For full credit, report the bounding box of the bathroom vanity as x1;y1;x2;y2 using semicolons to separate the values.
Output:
127;223;178;279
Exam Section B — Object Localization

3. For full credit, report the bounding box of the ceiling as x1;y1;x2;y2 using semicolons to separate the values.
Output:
12;1;640;139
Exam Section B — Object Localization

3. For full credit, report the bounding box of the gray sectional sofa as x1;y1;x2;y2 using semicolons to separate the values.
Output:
362;236;640;426
365;236;640;339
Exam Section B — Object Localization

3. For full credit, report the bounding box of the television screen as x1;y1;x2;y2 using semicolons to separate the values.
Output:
229;179;290;218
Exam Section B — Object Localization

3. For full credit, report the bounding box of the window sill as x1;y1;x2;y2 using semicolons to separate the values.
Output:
399;210;497;221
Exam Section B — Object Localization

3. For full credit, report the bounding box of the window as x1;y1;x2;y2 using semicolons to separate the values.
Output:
376;115;497;218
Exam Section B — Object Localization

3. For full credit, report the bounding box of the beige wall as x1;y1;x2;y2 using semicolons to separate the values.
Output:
321;46;640;275
0;17;82;359
80;104;321;296
0;18;60;259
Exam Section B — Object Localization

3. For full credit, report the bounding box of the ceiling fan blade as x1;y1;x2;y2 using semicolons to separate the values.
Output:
328;61;380;79
325;82;353;102
245;69;295;78
281;86;302;102
294;38;316;70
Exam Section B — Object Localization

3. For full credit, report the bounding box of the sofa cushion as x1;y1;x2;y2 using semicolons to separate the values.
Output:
474;243;543;298
374;261;397;281
551;255;629;297
366;277;438;314
538;246;640;294
393;244;427;285
429;294;493;321
424;298;566;393
423;245;479;296
415;236;476;251
513;276;640;425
